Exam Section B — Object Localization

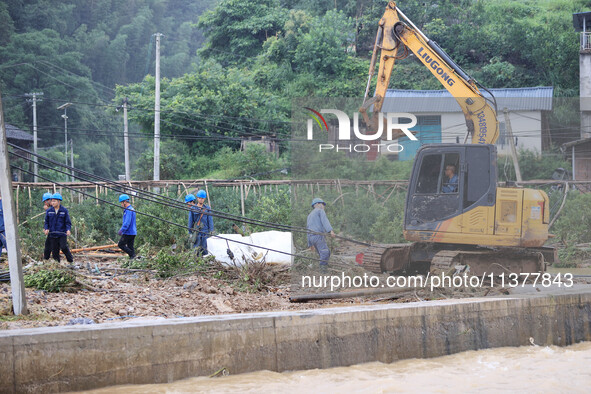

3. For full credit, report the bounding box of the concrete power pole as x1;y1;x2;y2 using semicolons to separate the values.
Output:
153;33;164;192
25;92;43;182
70;139;74;182
503;108;522;183
573;12;591;138
0;89;27;315
57;102;72;171
123;98;130;181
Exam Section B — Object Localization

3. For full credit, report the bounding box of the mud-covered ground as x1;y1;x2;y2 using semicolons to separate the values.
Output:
1;252;584;330
0;273;317;330
0;254;329;329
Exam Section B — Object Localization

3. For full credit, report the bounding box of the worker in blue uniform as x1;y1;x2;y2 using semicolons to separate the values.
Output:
44;193;74;263
186;190;214;256
117;194;137;259
42;192;53;260
307;198;335;269
442;164;458;193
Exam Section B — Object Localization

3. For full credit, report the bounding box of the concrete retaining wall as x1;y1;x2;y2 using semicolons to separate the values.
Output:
1;292;591;393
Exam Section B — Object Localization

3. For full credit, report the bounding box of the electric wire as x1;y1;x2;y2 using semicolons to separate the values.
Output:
12;148;367;245
9;92;585;147
11;163;328;264
12;117;584;144
9;143;370;245
36;60;116;98
25;95;288;138
19;96;294;127
9;147;296;232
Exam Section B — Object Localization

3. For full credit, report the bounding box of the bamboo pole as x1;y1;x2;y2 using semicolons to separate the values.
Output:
338;179;344;208
18;211;44;226
240;183;245;217
16;184;19;223
204;180;211;206
69;243;119;253
290;286;413;302
503;108;522;182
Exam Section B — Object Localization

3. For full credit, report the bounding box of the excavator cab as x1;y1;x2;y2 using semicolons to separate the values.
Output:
404;143;549;250
405;144;496;234
396;143;550;275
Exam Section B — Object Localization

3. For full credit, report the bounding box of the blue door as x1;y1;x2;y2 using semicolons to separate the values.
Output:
399;116;442;161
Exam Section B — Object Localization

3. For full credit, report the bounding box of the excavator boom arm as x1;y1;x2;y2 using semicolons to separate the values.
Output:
363;1;499;145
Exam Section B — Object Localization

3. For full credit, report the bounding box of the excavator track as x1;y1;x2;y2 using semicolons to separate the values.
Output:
355;243;402;274
357;242;554;276
429;249;546;276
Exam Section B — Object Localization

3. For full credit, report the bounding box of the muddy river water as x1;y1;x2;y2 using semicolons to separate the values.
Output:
86;341;591;393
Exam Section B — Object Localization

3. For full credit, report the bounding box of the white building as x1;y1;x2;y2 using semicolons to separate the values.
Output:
381;87;553;160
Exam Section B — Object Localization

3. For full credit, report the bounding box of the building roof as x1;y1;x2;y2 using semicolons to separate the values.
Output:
562;137;591;149
382;86;554;113
5;123;34;142
573;12;591;32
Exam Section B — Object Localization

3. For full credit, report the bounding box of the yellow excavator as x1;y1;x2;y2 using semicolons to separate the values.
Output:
359;2;555;275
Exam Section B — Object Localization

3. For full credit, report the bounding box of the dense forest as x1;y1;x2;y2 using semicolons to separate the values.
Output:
0;0;588;180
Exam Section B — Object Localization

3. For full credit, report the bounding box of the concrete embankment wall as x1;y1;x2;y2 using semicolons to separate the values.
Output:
1;292;591;393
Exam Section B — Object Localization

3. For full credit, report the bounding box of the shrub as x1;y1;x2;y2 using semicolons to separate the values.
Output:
556;246;590;267
24;269;75;292
248;188;291;232
370;192;407;243
149;249;212;278
133;198;186;247
498;148;569;182
553;191;591;245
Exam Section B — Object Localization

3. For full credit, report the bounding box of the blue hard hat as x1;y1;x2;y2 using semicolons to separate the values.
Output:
42;192;53;202
185;194;196;203
311;197;325;207
196;190;207;199
52;193;63;201
119;194;130;203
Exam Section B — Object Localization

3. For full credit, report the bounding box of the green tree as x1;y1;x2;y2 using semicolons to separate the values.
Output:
0;2;15;45
115;61;289;155
197;0;287;65
293;10;353;75
133;139;191;180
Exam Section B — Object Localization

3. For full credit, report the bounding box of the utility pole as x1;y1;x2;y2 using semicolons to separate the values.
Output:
123;98;130;181
154;33;164;192
0;88;27;315
503;108;522;183
57;102;72;172
25;92;43;182
70;139;74;182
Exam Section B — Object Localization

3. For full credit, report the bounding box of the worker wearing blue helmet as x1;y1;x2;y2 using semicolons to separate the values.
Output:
42;192;53;208
307;197;335;269
186;190;214;255
44;192;74;263
117;194;137;259
42;192;53;260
